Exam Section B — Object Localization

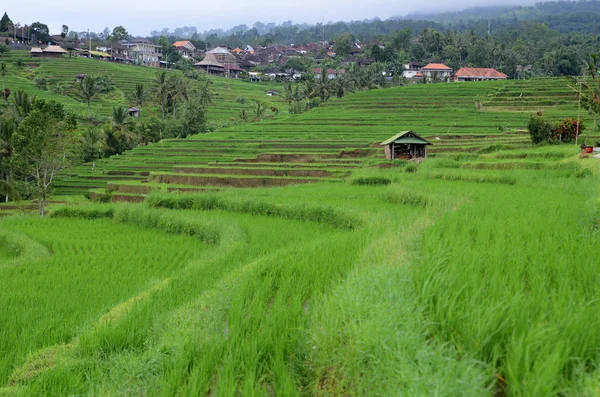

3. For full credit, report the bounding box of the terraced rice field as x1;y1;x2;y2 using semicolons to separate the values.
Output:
52;77;589;201
1;51;285;125
2;71;600;395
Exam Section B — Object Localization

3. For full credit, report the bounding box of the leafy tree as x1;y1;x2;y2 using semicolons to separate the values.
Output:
0;12;11;32
0;179;19;202
180;98;207;136
10;100;77;215
110;26;129;42
61;25;68;39
333;32;353;57
75;76;99;119
527;113;554;144
390;28;412;52
30;22;50;43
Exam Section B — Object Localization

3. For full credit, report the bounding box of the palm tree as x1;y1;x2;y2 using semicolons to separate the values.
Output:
75;76;98;119
252;100;267;120
80;127;104;163
198;80;214;109
111;107;130;131
346;62;366;90
11;91;36;122
238;108;251;123
152;71;169;119
169;75;192;118
129;83;146;117
0;117;16;202
333;75;351;99
314;68;332;102
0;63;7;102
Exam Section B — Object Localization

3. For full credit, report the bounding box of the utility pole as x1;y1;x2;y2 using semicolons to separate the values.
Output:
88;29;91;58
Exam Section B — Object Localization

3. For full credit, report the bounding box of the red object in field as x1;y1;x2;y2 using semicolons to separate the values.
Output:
586;146;594;153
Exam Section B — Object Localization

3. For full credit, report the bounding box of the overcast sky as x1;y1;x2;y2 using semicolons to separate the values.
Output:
5;0;539;36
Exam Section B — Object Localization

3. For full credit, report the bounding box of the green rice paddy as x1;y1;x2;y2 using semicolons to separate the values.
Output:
1;57;600;395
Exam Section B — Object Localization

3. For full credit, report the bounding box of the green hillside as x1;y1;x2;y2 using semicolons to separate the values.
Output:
53;77;593;198
1;51;284;125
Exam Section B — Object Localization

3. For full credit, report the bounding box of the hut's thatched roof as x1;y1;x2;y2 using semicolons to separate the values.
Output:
195;53;224;68
43;45;68;54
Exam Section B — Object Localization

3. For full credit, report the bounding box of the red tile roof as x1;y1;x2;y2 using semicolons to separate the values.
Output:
454;67;508;79
422;63;452;70
173;41;192;48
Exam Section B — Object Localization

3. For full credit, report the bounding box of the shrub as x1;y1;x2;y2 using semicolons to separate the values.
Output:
528;113;554;144
236;95;247;104
33;74;48;90
553;118;584;143
351;176;391;186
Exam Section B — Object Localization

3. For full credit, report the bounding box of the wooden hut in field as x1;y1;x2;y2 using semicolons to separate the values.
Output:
30;45;68;58
381;131;431;160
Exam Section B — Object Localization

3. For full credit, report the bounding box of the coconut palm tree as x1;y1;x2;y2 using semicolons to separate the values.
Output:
198;80;214;109
11;91;36;122
252;100;267;120
152;71;170;119
75;76;99;119
0;117;16;202
111;107;130;131
0;63;7;102
128;83;146;117
169;75;192;118
313;69;332;102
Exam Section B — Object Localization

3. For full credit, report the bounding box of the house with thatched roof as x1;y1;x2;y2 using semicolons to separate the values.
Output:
206;47;237;65
381;131;432;160
194;53;225;76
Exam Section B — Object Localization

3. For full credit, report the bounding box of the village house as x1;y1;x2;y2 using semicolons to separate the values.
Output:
381;131;432;160
124;38;162;67
107;42;129;62
194;53;225;76
314;67;345;80
453;67;508;81
29;45;68;58
172;40;196;59
403;62;425;79
421;63;453;81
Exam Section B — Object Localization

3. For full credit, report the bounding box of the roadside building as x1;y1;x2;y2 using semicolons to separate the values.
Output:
381;131;432;160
